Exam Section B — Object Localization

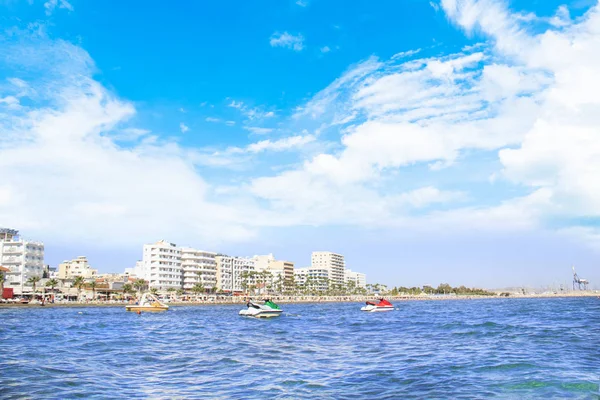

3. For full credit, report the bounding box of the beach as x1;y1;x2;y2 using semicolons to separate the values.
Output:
1;291;597;308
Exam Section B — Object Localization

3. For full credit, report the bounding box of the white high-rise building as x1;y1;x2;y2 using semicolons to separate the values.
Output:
252;254;294;290
345;269;367;289
57;256;98;280
0;228;44;294
311;251;345;286
181;248;217;291
294;266;329;292
142;240;182;289
215;255;254;293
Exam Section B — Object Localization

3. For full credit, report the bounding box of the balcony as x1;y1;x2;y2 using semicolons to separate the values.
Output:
3;247;22;254
2;256;23;264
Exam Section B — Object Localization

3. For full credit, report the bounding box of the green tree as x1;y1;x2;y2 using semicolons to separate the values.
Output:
0;272;5;294
149;287;159;295
27;275;41;293
73;276;86;300
88;281;97;300
176;288;184;296
436;283;452;295
133;279;147;295
191;282;204;296
45;278;59;293
122;283;134;297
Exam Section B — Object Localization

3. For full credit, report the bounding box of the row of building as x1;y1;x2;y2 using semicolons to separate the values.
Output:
124;239;366;293
0;229;367;294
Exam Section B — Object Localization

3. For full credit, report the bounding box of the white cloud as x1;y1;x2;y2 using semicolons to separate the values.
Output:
391;49;421;60
246;135;315;153
320;46;331;54
0;34;262;248
270;32;305;51
179;122;189;133
244;127;274;135
228;100;275;120
44;0;73;15
6;0;600;259
245;0;600;240
296;0;308;6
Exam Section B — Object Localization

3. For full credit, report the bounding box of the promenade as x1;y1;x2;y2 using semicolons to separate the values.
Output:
1;291;597;308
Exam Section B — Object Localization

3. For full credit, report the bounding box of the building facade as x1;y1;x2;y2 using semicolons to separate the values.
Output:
142;240;182;289
181;248;217;291
57;256;98;280
252;254;294;291
311;251;345;286
345;269;367;289
215;255;254;293
0;228;45;293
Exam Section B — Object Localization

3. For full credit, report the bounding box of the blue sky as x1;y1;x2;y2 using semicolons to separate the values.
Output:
1;0;600;289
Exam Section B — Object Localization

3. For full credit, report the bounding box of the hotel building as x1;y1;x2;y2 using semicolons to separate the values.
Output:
181;248;217;291
0;228;44;294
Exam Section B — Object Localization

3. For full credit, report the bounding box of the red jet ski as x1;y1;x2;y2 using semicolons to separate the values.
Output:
361;298;394;312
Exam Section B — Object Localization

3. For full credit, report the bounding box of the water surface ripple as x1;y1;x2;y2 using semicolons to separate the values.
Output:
1;298;599;399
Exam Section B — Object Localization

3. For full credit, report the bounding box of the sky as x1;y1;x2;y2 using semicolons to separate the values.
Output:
1;0;600;289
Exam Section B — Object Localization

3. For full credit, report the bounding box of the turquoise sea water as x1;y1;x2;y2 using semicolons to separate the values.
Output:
0;298;598;399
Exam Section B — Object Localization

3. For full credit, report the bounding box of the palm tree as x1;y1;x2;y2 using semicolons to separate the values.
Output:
27;276;41;293
122;283;134;298
191;282;204;296
133;279;147;296
45;278;59;293
149;287;159;296
88;281;97;300
176;288;184;296
73;276;86;300
0;272;5;295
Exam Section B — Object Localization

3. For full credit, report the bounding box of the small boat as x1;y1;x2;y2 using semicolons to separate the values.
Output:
239;299;283;318
125;293;169;312
361;298;394;312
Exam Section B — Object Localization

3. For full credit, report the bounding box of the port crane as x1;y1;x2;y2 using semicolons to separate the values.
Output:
572;266;589;290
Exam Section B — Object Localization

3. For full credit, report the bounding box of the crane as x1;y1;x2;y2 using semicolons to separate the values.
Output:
572;266;589;291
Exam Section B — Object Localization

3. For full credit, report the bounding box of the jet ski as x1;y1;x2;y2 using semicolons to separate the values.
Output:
239;299;283;318
361;298;394;312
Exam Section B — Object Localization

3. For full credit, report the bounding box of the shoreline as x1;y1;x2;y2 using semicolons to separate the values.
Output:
1;292;597;309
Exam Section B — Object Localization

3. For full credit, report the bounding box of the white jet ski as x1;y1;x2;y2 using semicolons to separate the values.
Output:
239;299;283;318
361;298;394;312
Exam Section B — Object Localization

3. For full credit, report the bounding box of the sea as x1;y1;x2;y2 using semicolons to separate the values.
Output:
0;297;598;399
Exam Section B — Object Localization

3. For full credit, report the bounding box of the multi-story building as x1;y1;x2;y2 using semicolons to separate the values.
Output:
311;251;345;286
293;266;329;292
0;228;45;293
181;248;217;291
142;240;182;289
345;269;367;289
294;267;309;286
252;254;294;290
57;256;98;280
215;255;254;293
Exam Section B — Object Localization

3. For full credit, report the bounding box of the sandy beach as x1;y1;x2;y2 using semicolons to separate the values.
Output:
1;291;597;308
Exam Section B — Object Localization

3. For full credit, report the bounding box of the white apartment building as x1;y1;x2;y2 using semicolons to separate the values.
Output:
142;240;182;289
311;251;345;286
345;269;367;289
252;254;294;289
58;256;98;280
294;267;308;286
181;248;217;291
215;255;254;293
0;228;44;293
294;266;329;292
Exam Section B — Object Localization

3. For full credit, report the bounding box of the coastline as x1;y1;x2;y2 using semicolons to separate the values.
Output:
1;291;597;309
